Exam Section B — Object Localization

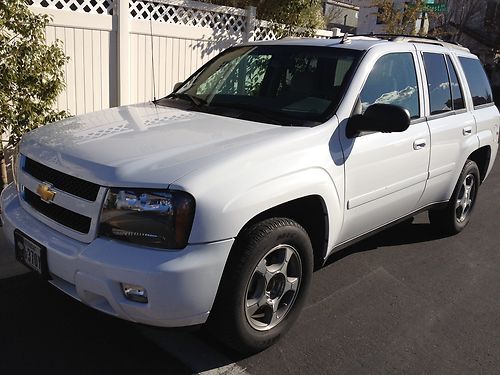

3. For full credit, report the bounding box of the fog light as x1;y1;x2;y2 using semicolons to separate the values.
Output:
121;283;148;303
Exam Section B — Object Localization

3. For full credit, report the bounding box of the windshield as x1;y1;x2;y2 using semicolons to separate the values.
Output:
158;45;362;126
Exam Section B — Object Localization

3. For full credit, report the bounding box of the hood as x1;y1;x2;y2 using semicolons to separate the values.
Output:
20;102;284;187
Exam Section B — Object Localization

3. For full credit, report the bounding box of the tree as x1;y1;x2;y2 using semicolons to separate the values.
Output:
200;0;326;36
429;0;483;42
373;0;437;36
0;0;68;189
261;0;326;37
440;0;482;42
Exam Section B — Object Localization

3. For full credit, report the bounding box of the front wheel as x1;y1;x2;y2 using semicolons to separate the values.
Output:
208;218;313;354
429;160;480;235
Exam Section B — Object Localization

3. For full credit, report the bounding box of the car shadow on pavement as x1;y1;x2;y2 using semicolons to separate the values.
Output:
324;214;451;267
0;273;191;375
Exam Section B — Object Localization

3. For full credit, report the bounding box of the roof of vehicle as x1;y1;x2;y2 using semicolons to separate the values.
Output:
249;34;471;54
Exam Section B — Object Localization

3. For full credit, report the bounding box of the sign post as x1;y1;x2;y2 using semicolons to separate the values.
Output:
418;0;448;35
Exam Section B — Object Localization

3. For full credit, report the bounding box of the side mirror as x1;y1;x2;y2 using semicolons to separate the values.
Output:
173;82;183;92
346;103;410;138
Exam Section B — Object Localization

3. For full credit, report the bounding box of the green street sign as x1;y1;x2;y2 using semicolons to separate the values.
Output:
425;3;447;12
425;0;435;4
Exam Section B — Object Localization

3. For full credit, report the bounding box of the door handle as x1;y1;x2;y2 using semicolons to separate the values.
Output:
413;139;426;150
463;126;472;135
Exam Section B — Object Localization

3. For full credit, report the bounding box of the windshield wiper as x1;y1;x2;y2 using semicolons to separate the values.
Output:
166;92;206;107
209;102;292;126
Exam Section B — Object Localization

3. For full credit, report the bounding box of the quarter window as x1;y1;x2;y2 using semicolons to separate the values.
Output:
359;53;419;118
459;57;493;107
423;53;452;115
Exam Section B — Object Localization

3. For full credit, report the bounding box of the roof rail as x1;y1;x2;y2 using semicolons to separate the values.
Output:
353;33;470;52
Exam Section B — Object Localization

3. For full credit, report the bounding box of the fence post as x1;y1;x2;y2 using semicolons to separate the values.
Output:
245;6;256;42
117;0;130;105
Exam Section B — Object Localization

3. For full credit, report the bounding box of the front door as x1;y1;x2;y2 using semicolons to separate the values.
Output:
338;51;430;243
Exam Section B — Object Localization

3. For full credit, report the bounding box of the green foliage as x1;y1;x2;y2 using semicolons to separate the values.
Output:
200;0;325;36
374;0;437;36
0;0;68;147
259;0;325;37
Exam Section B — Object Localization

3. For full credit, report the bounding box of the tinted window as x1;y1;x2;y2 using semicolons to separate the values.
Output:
459;57;493;107
169;45;361;126
197;54;272;96
359;53;419;118
446;56;465;110
423;53;452;115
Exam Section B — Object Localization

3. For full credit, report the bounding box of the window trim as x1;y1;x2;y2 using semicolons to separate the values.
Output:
426;110;458;121
473;102;496;110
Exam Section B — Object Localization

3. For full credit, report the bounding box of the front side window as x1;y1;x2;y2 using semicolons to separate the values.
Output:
459;57;493;107
423;53;453;115
359;52;419;118
162;45;362;126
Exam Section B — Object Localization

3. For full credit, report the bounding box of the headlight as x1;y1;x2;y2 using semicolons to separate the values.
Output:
99;188;195;249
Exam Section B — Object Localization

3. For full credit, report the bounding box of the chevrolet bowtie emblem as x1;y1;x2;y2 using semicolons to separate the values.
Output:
37;182;56;203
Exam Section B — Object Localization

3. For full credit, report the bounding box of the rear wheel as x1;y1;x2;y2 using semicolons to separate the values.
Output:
208;217;313;354
429;160;480;235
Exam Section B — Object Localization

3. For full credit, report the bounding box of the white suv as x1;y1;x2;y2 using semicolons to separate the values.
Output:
2;35;499;353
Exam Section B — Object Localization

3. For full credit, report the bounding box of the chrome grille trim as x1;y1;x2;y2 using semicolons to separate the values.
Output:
23;157;100;201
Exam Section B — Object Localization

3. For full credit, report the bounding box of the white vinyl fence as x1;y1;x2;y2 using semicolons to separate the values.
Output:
29;0;339;116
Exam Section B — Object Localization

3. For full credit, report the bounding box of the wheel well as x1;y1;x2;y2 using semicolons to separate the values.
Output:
240;195;328;270
468;146;491;183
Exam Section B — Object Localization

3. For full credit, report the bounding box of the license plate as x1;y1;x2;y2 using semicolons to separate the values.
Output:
14;230;49;278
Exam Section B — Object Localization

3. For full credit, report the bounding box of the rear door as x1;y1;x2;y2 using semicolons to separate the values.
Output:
457;56;499;178
415;45;479;206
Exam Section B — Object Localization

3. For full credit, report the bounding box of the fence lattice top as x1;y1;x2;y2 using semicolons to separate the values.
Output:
129;0;247;33
28;0;334;41
29;0;114;15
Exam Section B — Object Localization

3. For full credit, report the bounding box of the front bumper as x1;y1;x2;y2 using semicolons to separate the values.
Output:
1;183;233;327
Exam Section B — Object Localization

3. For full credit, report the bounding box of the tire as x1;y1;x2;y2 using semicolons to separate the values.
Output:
428;160;480;235
207;217;314;354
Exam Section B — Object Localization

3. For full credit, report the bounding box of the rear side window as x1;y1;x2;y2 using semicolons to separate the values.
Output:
423;53;452;115
459;57;493;107
445;56;465;110
359;52;419;118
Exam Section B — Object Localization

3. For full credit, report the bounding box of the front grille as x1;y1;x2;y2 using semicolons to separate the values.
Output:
24;157;100;201
24;189;92;234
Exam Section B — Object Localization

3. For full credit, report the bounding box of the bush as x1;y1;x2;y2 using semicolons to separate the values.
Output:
0;0;68;189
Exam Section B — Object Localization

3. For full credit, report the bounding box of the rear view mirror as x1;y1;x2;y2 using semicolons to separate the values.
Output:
173;82;183;92
347;104;410;138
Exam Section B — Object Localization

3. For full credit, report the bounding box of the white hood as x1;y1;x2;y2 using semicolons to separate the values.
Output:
20;102;283;187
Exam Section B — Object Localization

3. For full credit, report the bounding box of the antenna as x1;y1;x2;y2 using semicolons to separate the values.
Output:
149;15;157;103
340;32;350;44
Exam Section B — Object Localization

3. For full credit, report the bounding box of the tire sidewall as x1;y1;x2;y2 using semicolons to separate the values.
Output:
451;161;480;232
215;219;314;352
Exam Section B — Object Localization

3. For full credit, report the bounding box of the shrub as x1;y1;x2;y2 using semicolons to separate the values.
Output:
0;0;68;189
